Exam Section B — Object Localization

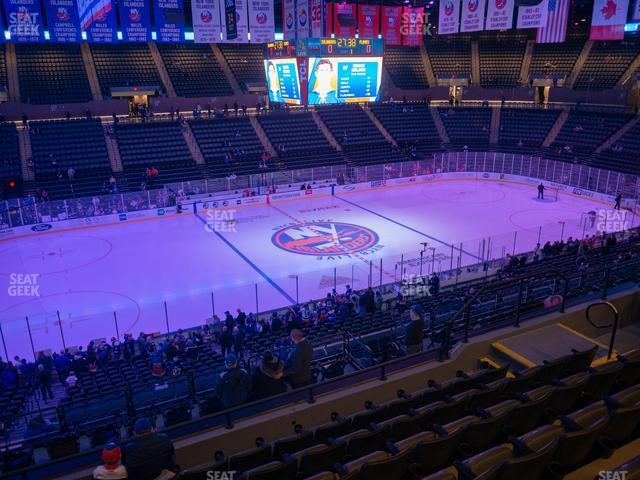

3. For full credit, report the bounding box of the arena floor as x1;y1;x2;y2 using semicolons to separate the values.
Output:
0;178;630;359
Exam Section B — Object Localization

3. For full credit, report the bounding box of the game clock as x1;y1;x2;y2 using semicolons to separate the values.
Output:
265;37;384;59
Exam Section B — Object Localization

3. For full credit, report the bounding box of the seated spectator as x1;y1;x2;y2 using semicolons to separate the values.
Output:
123;418;177;480
93;442;127;479
252;351;286;400
216;353;251;409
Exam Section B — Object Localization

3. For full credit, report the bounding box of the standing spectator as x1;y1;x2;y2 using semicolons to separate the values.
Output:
1;363;17;390
429;272;440;295
93;442;127;479
219;326;233;357
123;418;177;480
252;351;286;400
233;326;245;358
67;167;76;180
406;305;425;354
36;364;53;401
216;354;251;409
283;329;313;388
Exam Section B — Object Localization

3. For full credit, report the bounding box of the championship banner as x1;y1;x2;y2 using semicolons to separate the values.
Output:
223;0;237;40
381;6;402;45
118;0;152;42
4;0;45;42
310;0;323;37
516;0;548;28
438;0;460;34
485;0;515;30
78;0;117;42
282;0;295;39
590;0;629;40
461;0;486;32
634;0;640;20
0;10;4;41
358;4;379;39
296;0;310;38
153;0;185;42
247;0;274;43
403;6;425;45
333;2;356;37
221;0;248;42
44;0;81;42
192;0;221;42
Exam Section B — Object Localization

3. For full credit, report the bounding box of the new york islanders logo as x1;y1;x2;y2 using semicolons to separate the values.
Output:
299;9;307;26
468;0;479;12
200;10;213;23
129;8;142;21
256;12;267;24
272;222;379;256
444;0;455;15
56;7;70;21
495;0;507;9
286;12;294;28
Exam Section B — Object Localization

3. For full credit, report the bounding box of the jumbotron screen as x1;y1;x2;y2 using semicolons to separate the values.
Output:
264;58;302;105
307;57;382;104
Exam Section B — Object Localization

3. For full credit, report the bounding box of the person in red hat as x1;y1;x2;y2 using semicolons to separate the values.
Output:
93;442;127;479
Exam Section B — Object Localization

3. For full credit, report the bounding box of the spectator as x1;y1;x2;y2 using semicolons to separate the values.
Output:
67;167;75;180
123;418;177;480
25;415;58;439
36;364;53;401
283;329;313;388
406;304;425;354
93;442;127;479
216;353;251;409
219;326;233;357
251;351;286;400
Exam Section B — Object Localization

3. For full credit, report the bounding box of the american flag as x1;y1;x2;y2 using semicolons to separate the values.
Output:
536;0;570;43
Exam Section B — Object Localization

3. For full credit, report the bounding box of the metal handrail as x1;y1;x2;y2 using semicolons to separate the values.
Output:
585;301;620;360
438;269;569;361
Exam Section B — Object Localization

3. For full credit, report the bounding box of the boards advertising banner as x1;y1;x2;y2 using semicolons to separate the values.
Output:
118;0;152;42
461;0;486;32
192;0;221;42
247;0;274;42
153;0;185;42
4;0;45;42
44;0;81;42
358;4;379;38
381;5;402;46
78;0;117;42
485;0;515;30
333;2;356;37
438;0;460;34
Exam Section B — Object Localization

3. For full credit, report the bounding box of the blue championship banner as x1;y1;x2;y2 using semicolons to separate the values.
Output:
4;0;45;42
119;0;152;41
154;0;185;42
44;0;81;42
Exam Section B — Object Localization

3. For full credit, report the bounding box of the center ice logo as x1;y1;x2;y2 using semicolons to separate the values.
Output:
272;222;379;256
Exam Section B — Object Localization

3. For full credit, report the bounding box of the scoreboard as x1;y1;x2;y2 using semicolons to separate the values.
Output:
265;38;384;59
264;38;385;105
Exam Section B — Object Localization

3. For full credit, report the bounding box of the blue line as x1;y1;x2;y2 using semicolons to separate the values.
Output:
194;213;296;305
335;195;483;261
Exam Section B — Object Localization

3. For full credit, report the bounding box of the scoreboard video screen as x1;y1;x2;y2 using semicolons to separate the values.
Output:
265;38;384;105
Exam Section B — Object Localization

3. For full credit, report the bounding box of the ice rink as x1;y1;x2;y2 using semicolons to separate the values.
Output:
0;178;628;359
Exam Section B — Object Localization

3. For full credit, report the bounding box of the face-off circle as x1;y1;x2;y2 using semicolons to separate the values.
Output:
272;222;379;256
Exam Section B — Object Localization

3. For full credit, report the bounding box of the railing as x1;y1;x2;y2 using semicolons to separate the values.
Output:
585;301;620;360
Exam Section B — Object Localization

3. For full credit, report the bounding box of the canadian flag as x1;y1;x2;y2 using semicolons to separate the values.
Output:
590;0;630;40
